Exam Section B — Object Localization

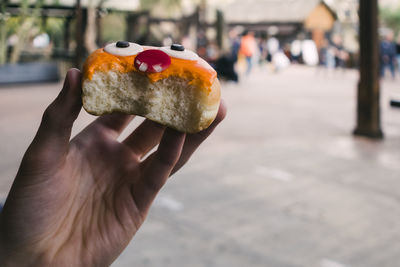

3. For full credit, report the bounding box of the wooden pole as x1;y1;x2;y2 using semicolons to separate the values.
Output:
74;0;83;68
126;13;138;42
95;7;102;46
216;9;224;49
126;12;147;43
353;0;383;139
64;17;71;50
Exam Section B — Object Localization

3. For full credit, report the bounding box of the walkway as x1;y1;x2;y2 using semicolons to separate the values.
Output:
1;65;399;267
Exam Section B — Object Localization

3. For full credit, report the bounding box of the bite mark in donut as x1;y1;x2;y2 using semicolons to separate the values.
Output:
82;42;221;133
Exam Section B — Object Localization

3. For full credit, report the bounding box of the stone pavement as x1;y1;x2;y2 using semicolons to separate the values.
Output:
0;66;400;267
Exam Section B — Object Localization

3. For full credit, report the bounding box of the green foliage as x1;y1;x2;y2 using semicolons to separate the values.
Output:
6;9;65;41
45;18;65;48
0;0;62;64
6;17;22;36
380;6;400;33
139;0;182;14
0;0;8;64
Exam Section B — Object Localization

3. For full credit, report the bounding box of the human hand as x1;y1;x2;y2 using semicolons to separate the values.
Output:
0;69;226;267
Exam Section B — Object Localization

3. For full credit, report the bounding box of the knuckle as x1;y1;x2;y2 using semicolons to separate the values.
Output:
157;152;178;168
144;177;163;193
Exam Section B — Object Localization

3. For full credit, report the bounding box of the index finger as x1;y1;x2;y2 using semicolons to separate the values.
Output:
131;128;186;213
171;100;227;174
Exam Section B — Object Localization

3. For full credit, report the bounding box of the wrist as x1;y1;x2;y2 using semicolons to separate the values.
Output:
0;248;50;267
0;233;47;267
0;211;48;267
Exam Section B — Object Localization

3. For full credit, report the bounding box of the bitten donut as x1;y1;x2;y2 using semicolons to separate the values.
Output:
82;41;221;133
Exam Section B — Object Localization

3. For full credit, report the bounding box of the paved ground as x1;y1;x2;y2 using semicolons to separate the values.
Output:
1;65;400;267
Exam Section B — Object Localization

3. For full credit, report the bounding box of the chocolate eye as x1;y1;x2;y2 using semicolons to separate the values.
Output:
116;41;130;48
160;46;199;61
104;42;143;56
170;44;185;51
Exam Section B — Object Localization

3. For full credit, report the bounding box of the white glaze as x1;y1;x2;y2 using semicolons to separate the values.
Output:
104;42;143;57
160;46;199;61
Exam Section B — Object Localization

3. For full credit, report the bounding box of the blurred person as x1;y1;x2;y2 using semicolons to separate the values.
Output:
252;36;262;68
267;36;280;62
32;33;53;59
339;50;350;69
283;43;292;61
0;69;226;266
197;31;207;48
272;49;290;72
215;54;239;82
318;39;329;67
326;44;337;69
380;31;397;79
206;41;219;69
396;34;400;74
302;39;319;66
213;29;240;82
258;32;269;65
196;30;208;59
32;33;50;48
7;34;18;47
291;39;302;63
239;30;257;75
332;34;348;70
229;28;241;63
182;35;195;51
207;41;219;61
316;39;336;76
380;32;396;79
319;39;336;69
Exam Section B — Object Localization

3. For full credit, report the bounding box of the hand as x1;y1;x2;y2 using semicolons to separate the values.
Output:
0;69;226;267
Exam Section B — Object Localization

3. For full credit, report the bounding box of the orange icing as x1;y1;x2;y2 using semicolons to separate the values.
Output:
83;48;217;92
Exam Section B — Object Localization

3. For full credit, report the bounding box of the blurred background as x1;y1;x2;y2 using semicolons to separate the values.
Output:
1;0;400;266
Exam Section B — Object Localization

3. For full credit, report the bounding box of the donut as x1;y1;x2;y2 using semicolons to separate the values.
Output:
82;41;221;133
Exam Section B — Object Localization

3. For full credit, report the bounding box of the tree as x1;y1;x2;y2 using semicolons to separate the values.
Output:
139;0;183;17
0;0;9;64
0;0;63;64
380;6;400;33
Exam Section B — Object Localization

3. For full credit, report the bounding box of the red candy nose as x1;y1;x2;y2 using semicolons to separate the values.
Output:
134;49;171;73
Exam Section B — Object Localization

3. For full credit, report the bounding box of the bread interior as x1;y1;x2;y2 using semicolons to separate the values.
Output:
82;71;216;133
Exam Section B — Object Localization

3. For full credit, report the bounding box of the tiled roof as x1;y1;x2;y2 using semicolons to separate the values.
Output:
223;0;322;23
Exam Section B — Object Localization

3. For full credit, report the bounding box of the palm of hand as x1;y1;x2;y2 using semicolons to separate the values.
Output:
43;126;147;266
0;69;226;267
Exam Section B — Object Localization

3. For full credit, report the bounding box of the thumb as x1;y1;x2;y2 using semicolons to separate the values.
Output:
28;69;82;161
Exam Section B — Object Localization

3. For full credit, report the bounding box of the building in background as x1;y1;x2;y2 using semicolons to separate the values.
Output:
222;0;337;46
325;0;359;54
